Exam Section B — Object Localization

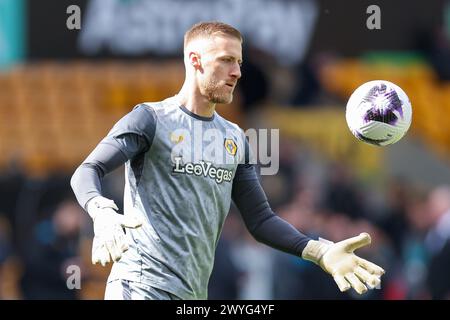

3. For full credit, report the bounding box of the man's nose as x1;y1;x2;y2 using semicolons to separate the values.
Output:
230;63;241;79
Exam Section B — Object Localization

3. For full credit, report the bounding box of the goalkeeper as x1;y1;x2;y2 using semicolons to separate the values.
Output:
71;21;384;300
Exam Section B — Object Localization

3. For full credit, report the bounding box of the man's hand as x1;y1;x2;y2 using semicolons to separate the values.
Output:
302;232;385;294
87;196;143;266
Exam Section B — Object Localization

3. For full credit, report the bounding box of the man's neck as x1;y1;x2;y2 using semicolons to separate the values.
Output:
177;83;216;118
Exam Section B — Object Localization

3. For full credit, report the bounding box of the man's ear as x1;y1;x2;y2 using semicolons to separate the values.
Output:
189;52;202;69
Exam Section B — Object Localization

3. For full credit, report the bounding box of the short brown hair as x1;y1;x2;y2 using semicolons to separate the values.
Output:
184;21;243;48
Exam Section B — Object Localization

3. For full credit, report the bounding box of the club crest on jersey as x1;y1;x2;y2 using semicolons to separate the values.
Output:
224;139;237;156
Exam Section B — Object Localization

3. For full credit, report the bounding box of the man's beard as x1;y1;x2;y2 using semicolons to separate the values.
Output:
201;77;233;104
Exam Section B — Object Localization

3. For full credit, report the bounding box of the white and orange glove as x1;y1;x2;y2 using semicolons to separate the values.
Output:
87;196;143;266
302;233;385;294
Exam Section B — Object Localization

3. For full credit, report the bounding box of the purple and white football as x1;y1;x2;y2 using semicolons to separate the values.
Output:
346;80;412;146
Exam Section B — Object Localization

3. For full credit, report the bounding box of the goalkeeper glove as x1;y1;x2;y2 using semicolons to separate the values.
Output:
87;196;143;266
302;232;385;294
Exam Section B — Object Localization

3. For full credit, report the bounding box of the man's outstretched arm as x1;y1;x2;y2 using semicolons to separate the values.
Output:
231;163;385;294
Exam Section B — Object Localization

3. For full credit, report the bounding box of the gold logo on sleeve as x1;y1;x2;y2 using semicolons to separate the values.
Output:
170;133;184;144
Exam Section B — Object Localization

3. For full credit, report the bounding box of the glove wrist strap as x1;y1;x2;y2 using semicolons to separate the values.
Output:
86;198;99;220
87;196;115;220
301;239;332;264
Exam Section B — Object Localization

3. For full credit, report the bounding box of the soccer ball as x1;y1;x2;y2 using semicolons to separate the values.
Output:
345;80;412;146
